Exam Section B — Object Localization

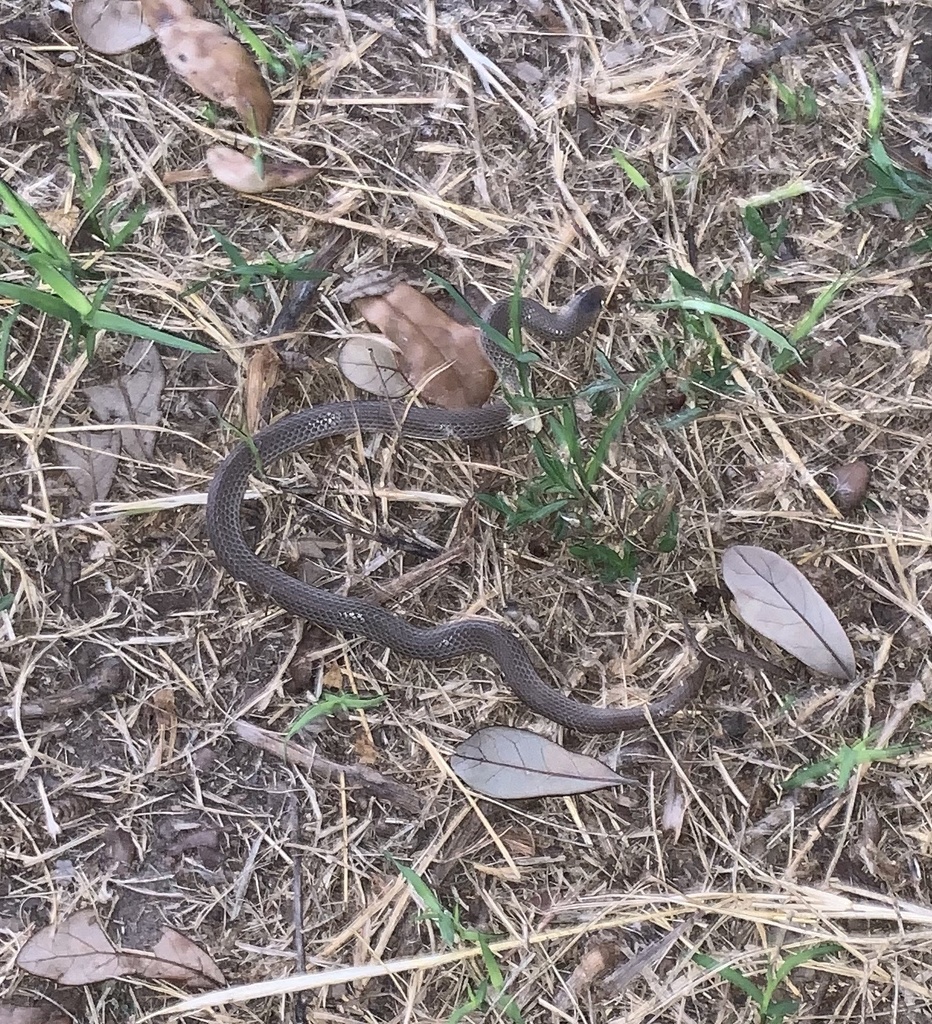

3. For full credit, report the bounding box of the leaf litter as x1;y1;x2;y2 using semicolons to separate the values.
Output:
140;0;273;135
56;339;165;502
450;726;627;799
721;544;856;680
334;271;497;409
15;908;223;989
72;0;154;54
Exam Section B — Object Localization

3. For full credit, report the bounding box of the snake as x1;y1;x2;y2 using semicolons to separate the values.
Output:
206;286;706;734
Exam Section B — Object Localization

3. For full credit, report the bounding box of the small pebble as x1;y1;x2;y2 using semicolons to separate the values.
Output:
829;460;871;510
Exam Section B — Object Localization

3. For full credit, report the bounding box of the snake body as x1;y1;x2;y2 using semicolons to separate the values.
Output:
206;287;705;733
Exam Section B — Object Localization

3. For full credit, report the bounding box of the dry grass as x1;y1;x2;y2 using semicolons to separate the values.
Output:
2;0;932;1021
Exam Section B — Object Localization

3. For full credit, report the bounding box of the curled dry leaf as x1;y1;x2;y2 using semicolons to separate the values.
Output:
243;342;281;433
450;726;625;800
140;0;273;134
721;545;856;680
337;333;410;399
351;282;496;409
205;145;320;194
72;0;154;53
828;460;871;511
15;908;223;989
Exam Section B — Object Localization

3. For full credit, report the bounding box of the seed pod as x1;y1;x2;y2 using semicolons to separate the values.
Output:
829;460;871;511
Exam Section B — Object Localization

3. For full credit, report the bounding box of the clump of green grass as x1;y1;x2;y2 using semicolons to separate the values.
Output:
185;228;330;301
214;0;321;81
66;120;148;252
743;206;790;262
851;57;932;222
782;730;915;791
390;858;523;1024
694;943;842;1024
770;73;818;123
0;181;211;364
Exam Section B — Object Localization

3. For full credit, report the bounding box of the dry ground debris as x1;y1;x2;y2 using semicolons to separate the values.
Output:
2;0;932;1021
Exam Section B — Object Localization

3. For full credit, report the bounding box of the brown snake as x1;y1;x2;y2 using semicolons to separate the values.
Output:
206;287;706;733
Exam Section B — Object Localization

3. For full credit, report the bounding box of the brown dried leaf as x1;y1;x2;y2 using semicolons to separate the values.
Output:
206;145;319;194
126;927;224;987
352;283;496;409
721;545;856;679
450;726;625;799
15;909;121;985
72;0;154;53
244;342;281;433
140;0;273;134
337;333;409;399
55;421;121;502
84;340;165;461
15;909;223;990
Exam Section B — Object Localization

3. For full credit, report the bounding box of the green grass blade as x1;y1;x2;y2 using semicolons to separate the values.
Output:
285;692;385;737
108;203;149;249
213;0;287;79
0;281;82;319
0;181;74;269
87;310;215;352
648;296;798;359
25;253;92;314
761;943;841;1013
612;150;650;191
692;952;765;1005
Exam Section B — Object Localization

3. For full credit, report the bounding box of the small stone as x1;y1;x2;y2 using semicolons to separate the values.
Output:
829;460;871;511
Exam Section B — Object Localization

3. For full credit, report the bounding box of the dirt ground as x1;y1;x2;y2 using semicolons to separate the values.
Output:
3;0;932;1021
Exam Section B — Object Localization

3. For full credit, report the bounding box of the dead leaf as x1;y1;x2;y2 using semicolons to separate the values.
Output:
337;333;410;399
205;145;320;194
84;340;165;461
129;927;224;986
72;0;154;53
15;909;223;990
141;0;273;134
450;726;626;799
352;729;380;766
0;1007;70;1024
660;774;686;839
55;421;121;502
15;909;122;985
244;342;281;433
351;283;496;409
721;545;856;680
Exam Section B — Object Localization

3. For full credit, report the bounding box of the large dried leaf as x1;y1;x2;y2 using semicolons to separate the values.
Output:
450;726;625;799
141;0;273;134
72;0;154;53
721;545;856;680
15;909;223;990
15;909;122;985
54;421;121;503
85;340;165;460
206;145;320;194
352;282;496;409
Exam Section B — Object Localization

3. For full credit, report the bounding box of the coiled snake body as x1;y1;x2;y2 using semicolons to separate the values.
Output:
207;287;705;733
